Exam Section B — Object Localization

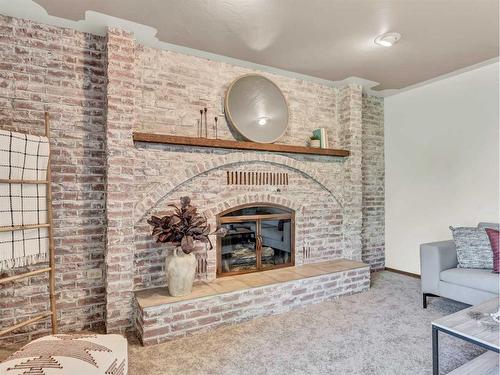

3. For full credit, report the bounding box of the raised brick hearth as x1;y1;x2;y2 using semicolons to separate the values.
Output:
135;259;370;345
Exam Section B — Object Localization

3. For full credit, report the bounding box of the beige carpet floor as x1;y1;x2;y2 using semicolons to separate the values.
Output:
0;271;486;374
127;271;483;375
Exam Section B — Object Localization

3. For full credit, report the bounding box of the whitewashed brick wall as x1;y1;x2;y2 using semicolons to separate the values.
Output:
362;95;385;270
135;45;341;148
0;15;107;344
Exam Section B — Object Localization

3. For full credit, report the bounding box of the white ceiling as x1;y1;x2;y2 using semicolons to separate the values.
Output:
1;0;498;95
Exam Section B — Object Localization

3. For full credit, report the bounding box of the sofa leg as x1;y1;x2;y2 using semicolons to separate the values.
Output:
423;293;438;308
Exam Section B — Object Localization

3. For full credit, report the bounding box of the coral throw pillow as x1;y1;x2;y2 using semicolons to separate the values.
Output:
485;228;500;273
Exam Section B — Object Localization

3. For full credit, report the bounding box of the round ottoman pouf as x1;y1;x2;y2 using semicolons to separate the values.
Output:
0;334;128;374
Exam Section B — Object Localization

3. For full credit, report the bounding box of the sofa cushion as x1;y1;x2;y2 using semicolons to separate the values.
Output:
450;226;493;269
440;268;499;294
485;228;499;273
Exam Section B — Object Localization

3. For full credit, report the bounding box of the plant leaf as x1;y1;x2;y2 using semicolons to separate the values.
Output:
181;235;194;253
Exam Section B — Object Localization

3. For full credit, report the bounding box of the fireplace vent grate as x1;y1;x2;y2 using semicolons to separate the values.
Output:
226;171;288;185
302;246;314;260
196;253;208;276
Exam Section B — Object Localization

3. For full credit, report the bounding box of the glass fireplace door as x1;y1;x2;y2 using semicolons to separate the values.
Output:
260;218;292;269
219;221;258;274
217;205;294;277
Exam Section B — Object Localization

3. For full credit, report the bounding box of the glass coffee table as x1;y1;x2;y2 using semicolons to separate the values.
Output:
432;298;499;374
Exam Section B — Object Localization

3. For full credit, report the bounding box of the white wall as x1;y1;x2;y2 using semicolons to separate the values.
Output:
385;62;499;275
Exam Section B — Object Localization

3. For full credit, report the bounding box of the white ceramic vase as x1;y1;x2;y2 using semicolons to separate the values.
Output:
166;247;197;297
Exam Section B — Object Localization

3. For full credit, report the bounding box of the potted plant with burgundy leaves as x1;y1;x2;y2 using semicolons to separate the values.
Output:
147;197;226;296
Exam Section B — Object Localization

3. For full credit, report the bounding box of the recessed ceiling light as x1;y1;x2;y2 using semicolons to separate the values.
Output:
374;32;401;47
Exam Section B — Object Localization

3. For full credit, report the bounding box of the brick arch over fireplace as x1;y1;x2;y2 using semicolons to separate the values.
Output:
134;153;345;223
134;189;343;289
205;194;302;217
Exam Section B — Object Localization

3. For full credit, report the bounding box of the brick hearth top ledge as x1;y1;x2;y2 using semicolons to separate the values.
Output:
135;259;367;309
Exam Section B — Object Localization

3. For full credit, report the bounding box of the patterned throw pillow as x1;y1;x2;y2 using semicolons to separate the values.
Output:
450;226;493;269
485;228;499;273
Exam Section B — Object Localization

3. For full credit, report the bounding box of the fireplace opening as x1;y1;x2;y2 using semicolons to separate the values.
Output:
216;204;295;277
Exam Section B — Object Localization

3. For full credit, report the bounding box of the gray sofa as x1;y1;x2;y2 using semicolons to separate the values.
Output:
420;222;499;308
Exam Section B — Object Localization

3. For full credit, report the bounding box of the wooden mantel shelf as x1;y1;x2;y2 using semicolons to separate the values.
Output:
133;132;350;157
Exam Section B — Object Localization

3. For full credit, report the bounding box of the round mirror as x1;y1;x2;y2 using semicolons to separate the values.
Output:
225;74;289;143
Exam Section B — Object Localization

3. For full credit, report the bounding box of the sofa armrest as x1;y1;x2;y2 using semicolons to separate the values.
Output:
420;240;458;295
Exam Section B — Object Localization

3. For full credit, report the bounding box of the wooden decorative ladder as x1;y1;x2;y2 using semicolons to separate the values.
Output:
0;112;57;337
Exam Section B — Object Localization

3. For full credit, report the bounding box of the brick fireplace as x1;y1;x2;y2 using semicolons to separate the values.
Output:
0;16;384;344
128;138;368;343
102;26;385;335
133;150;347;286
